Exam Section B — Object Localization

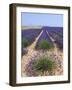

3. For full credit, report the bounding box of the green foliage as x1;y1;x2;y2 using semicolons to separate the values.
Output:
39;40;52;49
32;56;56;72
22;38;29;48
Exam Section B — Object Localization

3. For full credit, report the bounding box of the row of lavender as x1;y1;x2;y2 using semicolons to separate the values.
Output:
46;27;63;49
22;29;42;45
22;26;63;49
42;27;63;37
35;30;54;49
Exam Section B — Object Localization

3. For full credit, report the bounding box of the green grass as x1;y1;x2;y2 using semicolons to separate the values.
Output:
38;39;53;49
32;56;56;73
22;38;29;48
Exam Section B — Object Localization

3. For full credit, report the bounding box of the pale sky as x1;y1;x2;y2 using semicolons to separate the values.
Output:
21;12;63;27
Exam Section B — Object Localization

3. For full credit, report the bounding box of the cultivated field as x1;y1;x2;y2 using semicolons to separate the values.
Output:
21;26;63;77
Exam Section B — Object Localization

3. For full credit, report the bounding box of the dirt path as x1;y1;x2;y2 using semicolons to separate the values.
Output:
46;30;60;55
21;30;43;76
46;30;63;75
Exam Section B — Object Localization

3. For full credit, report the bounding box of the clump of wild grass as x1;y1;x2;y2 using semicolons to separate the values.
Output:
38;39;53;50
24;50;63;76
31;56;57;75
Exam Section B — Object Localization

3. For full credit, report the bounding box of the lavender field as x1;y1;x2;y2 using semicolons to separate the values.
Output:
21;26;63;77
